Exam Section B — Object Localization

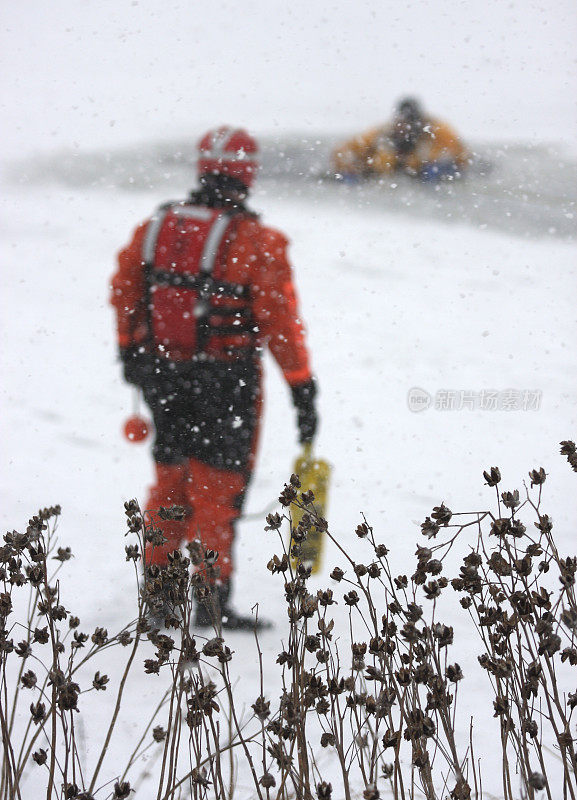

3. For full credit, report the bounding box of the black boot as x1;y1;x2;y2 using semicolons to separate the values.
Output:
194;582;272;632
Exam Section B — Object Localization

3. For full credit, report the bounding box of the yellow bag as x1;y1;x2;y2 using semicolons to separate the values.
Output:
289;444;332;574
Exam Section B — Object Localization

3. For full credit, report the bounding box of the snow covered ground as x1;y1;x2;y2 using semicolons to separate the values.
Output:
2;142;576;797
1;0;576;796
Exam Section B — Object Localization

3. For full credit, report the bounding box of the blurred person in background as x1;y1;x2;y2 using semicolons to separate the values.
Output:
110;126;318;630
332;97;470;182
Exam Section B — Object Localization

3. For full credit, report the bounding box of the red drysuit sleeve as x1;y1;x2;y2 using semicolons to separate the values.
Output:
252;227;313;387
110;222;149;348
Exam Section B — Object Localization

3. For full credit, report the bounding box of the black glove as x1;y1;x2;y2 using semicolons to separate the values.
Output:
291;378;318;444
119;346;154;387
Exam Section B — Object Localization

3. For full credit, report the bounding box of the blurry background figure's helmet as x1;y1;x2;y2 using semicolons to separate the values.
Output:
396;97;423;123
197;126;259;189
392;97;424;155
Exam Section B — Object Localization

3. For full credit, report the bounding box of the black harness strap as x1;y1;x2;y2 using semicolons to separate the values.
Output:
150;268;250;299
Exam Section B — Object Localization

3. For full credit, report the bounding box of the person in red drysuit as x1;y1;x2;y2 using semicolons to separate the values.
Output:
110;126;318;629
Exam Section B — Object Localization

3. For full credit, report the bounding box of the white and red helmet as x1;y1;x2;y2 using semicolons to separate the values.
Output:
197;126;259;188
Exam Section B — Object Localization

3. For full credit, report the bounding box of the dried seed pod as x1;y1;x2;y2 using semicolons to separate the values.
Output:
317;782;332;800
431;503;452;525
529;467;546;486
501;489;520;509
483;466;502;486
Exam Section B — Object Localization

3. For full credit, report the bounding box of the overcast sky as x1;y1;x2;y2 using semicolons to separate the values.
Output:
2;0;576;159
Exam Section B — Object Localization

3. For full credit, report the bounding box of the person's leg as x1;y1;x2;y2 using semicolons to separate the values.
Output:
144;462;189;566
183;361;261;577
142;380;191;566
186;456;271;630
182;361;269;629
420;159;460;182
186;459;246;581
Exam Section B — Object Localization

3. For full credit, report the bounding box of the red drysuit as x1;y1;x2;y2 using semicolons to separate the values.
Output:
111;199;313;579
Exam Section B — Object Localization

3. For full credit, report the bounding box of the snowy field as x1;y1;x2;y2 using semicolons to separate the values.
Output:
2;141;576;798
1;0;577;797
